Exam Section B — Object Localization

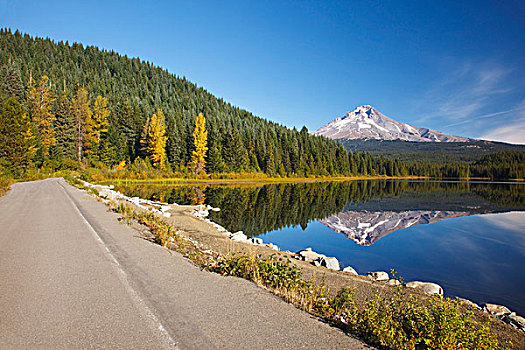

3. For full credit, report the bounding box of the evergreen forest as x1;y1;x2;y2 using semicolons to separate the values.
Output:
0;29;523;180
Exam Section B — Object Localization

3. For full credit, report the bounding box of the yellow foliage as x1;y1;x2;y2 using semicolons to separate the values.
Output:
189;112;208;174
117;160;126;170
85;95;109;158
142;109;167;168
26;75;56;156
71;87;92;162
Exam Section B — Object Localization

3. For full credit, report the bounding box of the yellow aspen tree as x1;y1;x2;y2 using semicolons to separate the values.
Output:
142;109;167;168
26;75;56;156
86;95;109;159
71;87;91;162
189;112;208;174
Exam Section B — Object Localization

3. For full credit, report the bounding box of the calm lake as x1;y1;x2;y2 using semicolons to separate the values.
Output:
113;180;525;315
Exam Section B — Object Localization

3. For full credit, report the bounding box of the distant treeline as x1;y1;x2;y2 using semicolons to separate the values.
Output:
340;139;525;163
0;29;523;180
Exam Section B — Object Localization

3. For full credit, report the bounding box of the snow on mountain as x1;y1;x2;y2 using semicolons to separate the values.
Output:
320;210;470;246
312;105;469;142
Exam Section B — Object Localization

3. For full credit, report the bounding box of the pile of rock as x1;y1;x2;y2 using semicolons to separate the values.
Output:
294;248;342;271
79;180;177;218
482;303;525;332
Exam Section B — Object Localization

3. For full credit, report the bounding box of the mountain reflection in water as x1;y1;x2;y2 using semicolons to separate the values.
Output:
112;180;525;314
113;180;525;241
320;210;470;246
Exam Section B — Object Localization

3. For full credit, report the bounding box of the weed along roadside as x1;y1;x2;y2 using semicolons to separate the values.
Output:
66;175;525;350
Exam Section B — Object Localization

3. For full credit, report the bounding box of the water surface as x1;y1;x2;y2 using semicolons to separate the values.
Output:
114;180;525;314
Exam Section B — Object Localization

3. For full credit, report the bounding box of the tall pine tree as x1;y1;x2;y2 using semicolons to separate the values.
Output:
0;98;36;174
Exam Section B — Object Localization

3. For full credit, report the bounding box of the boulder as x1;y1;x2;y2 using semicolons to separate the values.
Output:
342;266;358;275
267;243;279;251
367;271;389;281
316;256;340;270
296;248;326;262
406;281;443;296
504;313;525;331
249;237;263;245
206;204;220;212
230;231;248;242
386;279;401;286
483;303;511;316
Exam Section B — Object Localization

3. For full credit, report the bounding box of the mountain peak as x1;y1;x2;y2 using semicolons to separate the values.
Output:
312;106;468;143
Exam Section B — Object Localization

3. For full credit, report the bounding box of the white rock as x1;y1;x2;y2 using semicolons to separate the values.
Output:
160;205;171;213
249;237;263;245
342;266;358;275
267;243;279;251
483;303;511;316
230;231;248;242
406;281;443;296
367;271;389;281
317;256;340;270
296;248;326;262
387;279;401;286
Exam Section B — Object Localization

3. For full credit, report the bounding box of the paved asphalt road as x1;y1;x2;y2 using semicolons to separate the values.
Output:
0;178;372;349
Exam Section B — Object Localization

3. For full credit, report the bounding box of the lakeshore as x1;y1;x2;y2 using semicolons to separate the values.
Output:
77;177;525;349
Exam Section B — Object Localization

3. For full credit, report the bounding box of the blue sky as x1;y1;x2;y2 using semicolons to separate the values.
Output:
1;0;524;143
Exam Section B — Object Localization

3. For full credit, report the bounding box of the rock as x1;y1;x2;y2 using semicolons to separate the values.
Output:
483;303;511;316
267;243;279;251
315;256;340;270
193;209;209;218
249;237;263;245
342;266;358;275
505;313;525;331
206;205;220;212
456;297;480;309
386;279;400;286
230;231;248;242
406;281;443;296
296;248;326;262
367;271;389;281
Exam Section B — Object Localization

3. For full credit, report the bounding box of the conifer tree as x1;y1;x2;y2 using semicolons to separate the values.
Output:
26;75;56;157
141;109;167;168
223;128;247;172
189;112;208;174
0;98;36;174
207;141;224;173
165;114;181;170
54;90;76;160
0;63;25;105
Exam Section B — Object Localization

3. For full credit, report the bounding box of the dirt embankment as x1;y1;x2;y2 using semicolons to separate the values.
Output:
88;181;524;349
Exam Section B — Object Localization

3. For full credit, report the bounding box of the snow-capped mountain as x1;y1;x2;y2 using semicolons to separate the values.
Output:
312;105;469;142
319;210;470;246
